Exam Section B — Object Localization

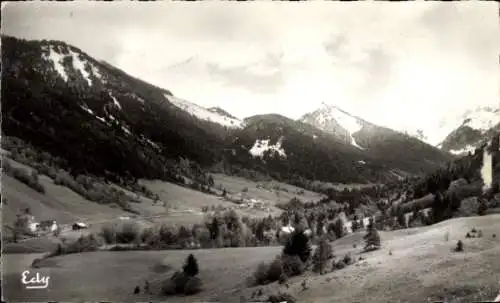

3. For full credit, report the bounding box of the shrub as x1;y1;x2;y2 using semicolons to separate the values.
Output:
53;226;62;237
31;258;42;268
53;170;134;212
266;258;284;282
54;170;85;193
171;271;190;293
253;262;270;285
477;199;488;216
140;227;155;244
278;273;287;284
161;271;187;295
36;163;58;179
343;253;353;265
281;254;305;277
331;218;345;239
161;269;203;296
116;222;140;244
334;260;346;270
2;161;45;193
62;234;102;254
100;224;117;244
184;276;203;295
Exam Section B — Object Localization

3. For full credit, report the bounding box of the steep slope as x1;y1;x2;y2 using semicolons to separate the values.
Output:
2;36;453;188
4;215;500;302
300;102;366;149
438;107;500;156
227;113;454;185
227;114;387;184
299;103;454;176
1;36;232;181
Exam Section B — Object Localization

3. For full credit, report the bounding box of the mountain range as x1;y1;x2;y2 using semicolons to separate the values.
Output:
437;106;500;156
2;36;496;187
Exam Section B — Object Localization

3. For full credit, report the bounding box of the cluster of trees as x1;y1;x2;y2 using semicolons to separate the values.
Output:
4;35;478;222
253;217;382;288
162;254;203;296
50;199;364;253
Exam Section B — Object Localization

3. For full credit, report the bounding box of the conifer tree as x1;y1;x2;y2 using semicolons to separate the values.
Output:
183;254;199;277
363;218;381;251
283;229;312;263
312;237;333;275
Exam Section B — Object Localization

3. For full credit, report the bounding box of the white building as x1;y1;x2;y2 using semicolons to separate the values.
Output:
50;221;58;232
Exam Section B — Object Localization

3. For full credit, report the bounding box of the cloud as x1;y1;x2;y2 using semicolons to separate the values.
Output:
206;51;285;94
2;1;499;144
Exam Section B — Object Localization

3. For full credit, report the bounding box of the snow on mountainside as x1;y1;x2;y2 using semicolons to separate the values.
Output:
448;145;477;156
249;136;287;159
42;44;103;86
438;106;500;156
461;107;499;131
3;36;239;180
164;94;244;129
3;36;454;186
299;102;365;150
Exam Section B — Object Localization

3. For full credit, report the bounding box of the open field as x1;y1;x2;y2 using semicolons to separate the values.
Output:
4;214;500;302
1;158;300;252
211;173;326;205
140;178;284;221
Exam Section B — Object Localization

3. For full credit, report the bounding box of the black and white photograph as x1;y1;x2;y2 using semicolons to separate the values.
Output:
1;1;499;302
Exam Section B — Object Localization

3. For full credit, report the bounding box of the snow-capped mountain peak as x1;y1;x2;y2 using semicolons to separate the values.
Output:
438;106;500;156
299;102;365;149
460;106;499;132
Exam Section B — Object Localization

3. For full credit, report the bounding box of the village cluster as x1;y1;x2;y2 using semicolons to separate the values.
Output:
22;213;89;236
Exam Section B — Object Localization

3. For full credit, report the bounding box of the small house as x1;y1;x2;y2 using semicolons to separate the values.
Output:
28;222;40;233
72;222;88;230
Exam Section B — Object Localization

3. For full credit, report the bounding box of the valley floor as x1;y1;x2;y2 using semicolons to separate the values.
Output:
3;214;500;303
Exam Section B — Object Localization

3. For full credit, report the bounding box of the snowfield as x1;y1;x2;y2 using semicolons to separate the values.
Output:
249;137;287;159
109;92;122;110
43;46;102;87
462;107;500;132
43;47;68;82
449;145;477;156
305;103;365;150
164;94;244;129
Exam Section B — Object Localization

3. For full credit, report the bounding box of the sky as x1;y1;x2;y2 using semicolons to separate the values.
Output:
2;1;499;145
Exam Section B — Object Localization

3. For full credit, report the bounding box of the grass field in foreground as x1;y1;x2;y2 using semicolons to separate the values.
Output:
4;214;500;303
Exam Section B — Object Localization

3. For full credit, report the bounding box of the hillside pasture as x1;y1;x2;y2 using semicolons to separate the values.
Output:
4;214;500;303
140;178;285;219
212;173;325;204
